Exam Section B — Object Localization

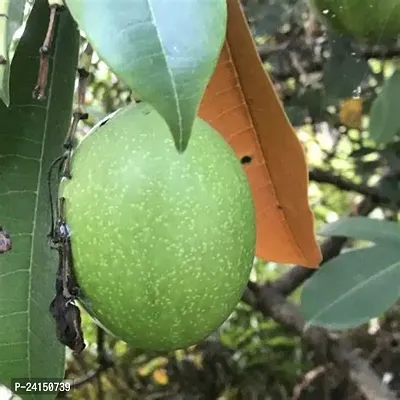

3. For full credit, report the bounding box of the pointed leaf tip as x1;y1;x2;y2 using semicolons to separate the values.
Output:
65;0;228;152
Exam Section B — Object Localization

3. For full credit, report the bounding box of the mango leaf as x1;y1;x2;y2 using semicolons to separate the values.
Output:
0;0;79;396
0;0;26;106
65;0;227;152
369;70;400;144
300;245;400;330
323;31;370;100
320;217;400;245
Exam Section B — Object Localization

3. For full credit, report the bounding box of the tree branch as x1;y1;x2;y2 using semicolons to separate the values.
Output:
309;168;394;205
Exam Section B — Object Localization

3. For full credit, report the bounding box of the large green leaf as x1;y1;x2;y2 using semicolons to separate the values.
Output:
0;0;27;106
0;0;79;397
300;245;400;330
320;216;400;245
65;0;227;152
369;70;400;144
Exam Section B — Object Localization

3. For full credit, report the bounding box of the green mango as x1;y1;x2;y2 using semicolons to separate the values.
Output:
60;102;256;351
309;0;400;41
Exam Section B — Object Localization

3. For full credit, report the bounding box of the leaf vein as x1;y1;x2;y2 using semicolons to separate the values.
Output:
308;259;400;325
0;310;27;319
0;269;29;279
147;0;182;148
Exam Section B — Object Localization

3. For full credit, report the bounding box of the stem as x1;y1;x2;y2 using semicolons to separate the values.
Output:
33;4;60;100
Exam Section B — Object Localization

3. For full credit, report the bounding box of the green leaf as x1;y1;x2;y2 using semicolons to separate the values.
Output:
0;0;79;397
0;0;27;106
64;0;227;152
300;245;400;330
369;70;400;144
320;217;400;245
323;31;370;100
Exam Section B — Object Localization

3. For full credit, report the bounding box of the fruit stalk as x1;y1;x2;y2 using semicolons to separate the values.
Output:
47;42;93;353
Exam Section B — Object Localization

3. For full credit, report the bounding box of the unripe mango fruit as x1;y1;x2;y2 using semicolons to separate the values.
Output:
60;102;256;351
309;0;400;41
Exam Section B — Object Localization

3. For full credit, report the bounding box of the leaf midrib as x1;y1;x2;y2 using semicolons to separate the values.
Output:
26;39;59;381
147;0;182;148
307;255;400;325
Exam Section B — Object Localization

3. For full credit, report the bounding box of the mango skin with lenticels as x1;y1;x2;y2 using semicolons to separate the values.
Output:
59;102;256;351
309;0;400;42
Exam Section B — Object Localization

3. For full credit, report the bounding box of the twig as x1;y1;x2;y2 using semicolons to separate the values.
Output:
67;327;114;389
33;3;61;100
62;42;92;178
309;168;395;206
292;365;327;400
67;364;106;389
258;43;400;63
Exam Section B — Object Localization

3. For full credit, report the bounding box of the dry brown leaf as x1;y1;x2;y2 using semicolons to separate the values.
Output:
198;0;321;267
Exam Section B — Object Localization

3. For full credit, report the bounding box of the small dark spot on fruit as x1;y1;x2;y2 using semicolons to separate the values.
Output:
240;155;252;165
99;119;109;127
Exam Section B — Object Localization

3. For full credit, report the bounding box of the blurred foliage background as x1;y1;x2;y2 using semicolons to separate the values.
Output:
49;0;400;399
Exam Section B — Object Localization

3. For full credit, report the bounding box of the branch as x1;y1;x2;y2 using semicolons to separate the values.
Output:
309;168;394;206
257;39;400;82
243;282;397;400
67;364;106;389
292;365;327;400
258;43;400;63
